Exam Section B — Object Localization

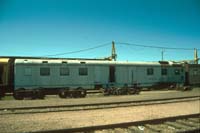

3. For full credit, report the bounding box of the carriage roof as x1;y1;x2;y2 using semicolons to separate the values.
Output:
15;59;183;66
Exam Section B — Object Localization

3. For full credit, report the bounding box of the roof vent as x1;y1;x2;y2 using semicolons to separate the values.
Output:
24;59;28;63
80;62;86;64
62;61;67;64
42;61;48;63
159;61;169;64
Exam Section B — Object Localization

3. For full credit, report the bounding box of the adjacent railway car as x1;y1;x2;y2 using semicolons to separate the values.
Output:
188;64;200;85
0;58;11;98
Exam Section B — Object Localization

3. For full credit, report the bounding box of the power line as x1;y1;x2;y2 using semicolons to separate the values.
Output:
43;41;199;57
43;42;111;57
116;42;200;51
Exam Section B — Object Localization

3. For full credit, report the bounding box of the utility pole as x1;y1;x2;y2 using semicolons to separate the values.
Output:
161;49;164;61
104;41;117;61
111;41;117;61
194;48;198;64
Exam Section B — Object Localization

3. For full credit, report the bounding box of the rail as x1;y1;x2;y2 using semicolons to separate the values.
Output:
0;96;199;115
30;113;200;133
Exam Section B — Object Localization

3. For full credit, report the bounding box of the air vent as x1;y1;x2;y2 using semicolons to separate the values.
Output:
42;61;48;63
62;61;67;64
159;61;169;64
80;62;86;64
24;59;28;63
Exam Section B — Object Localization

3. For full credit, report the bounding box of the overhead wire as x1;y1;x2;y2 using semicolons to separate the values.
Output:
42;41;199;57
43;42;111;57
116;42;200;51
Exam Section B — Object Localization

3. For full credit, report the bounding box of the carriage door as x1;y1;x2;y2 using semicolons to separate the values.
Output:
109;66;115;82
130;67;137;84
0;65;3;84
131;70;134;84
94;66;101;83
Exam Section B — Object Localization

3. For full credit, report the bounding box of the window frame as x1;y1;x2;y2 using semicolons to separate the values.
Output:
60;67;69;76
40;67;50;76
79;67;88;76
161;68;167;76
147;68;154;75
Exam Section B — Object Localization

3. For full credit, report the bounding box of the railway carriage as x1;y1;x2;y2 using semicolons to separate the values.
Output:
1;57;198;100
11;59;185;99
187;64;200;85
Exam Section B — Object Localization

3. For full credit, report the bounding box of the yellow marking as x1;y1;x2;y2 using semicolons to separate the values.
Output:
0;58;9;63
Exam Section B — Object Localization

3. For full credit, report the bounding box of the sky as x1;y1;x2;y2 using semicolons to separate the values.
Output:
0;0;200;61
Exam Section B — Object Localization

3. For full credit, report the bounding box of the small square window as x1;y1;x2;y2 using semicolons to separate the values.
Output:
60;67;69;76
40;67;50;76
147;68;154;75
79;68;88;76
161;68;167;75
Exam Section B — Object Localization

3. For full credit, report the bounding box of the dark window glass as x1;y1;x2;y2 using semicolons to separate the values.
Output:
0;65;3;84
174;69;180;75
109;66;115;82
40;67;50;76
79;68;88;76
147;68;154;75
60;67;69;76
42;61;48;63
161;68;167;75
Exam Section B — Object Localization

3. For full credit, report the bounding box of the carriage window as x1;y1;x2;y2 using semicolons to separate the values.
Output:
161;68;167;75
79;68;88;76
174;69;180;75
147;68;154;75
60;67;69;76
40;67;50;76
24;67;32;76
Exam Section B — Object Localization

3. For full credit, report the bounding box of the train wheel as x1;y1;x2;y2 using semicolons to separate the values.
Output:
128;88;135;95
76;87;86;98
31;91;37;100
0;90;3;99
73;92;78;98
135;88;140;94
71;90;79;98
59;90;66;98
80;90;87;98
37;90;45;99
13;91;24;100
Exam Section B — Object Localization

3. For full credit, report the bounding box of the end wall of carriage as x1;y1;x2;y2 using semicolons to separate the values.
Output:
188;64;200;85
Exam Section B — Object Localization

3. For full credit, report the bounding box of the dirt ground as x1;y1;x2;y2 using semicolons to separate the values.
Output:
0;100;199;133
0;88;199;109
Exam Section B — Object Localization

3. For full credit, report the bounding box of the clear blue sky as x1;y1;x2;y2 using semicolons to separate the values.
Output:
0;0;200;61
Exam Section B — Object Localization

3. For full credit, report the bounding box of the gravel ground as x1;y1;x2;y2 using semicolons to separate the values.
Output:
0;88;199;109
0;100;199;133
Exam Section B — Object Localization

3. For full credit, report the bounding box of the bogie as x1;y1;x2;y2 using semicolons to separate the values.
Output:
58;88;87;98
58;89;67;98
13;89;45;100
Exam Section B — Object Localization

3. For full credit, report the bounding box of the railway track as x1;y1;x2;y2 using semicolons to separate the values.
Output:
31;113;200;133
0;96;199;115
